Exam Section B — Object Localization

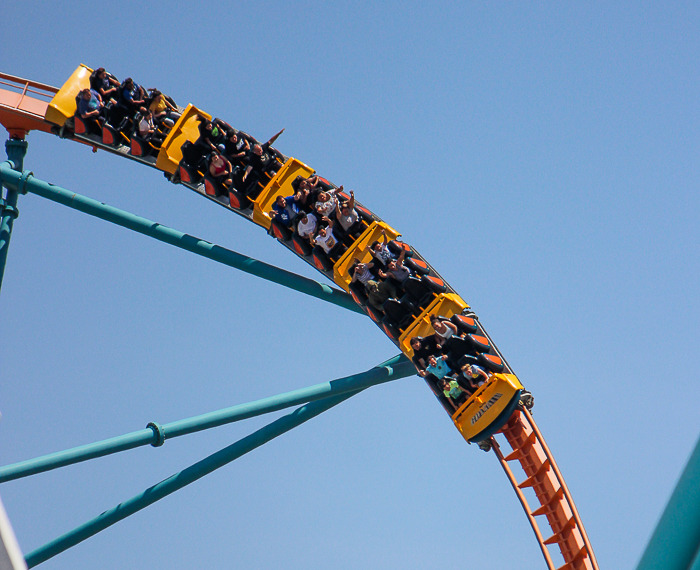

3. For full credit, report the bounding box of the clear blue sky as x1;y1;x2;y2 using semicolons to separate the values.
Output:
1;2;699;569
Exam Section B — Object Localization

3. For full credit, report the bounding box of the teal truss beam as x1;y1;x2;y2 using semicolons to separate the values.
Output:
23;380;398;567
0;355;412;483
0;139;28;294
636;433;700;570
0;163;361;314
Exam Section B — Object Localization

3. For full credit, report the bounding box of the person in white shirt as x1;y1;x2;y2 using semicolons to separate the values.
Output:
314;186;341;217
370;229;395;266
310;216;341;257
296;212;318;241
351;260;375;285
138;109;164;145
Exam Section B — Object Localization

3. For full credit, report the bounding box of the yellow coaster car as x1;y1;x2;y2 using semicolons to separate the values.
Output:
45;64;92;127
452;373;523;443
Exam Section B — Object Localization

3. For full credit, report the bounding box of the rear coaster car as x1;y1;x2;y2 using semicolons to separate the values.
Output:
452;373;524;443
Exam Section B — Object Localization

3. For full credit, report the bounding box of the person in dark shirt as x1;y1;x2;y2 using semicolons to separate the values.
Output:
90;68;120;102
196;115;228;154
223;129;252;164
410;336;439;372
120;78;146;114
242;128;285;182
290;175;324;209
365;279;398;312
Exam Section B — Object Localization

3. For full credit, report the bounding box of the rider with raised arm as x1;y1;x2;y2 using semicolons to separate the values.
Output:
310;216;341;257
418;354;452;380
335;190;363;242
370;230;396;267
242;128;285;182
351;260;375;286
271;194;301;227
314;185;342;218
378;248;409;284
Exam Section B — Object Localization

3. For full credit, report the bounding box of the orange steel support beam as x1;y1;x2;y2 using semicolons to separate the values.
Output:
494;410;599;570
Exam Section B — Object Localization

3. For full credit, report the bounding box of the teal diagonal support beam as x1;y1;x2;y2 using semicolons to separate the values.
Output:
0;139;28;294
0;354;412;483
636;433;700;570
24;388;365;568
0;163;361;314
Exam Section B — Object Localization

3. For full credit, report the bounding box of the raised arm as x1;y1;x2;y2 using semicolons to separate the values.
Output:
347;190;356;210
396;247;406;264
266;128;285;146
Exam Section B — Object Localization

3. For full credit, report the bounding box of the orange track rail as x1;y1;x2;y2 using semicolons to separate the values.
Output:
492;409;600;570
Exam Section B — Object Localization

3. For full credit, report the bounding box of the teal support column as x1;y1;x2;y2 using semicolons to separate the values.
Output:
0;139;28;293
692;548;700;570
0;354;412;482
25;388;362;568
0;164;361;314
636;434;700;570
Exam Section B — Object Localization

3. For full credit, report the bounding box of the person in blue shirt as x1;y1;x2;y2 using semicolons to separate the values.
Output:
460;362;491;392
120;77;146;114
271;195;300;227
76;89;105;134
418;354;452;380
77;89;103;118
